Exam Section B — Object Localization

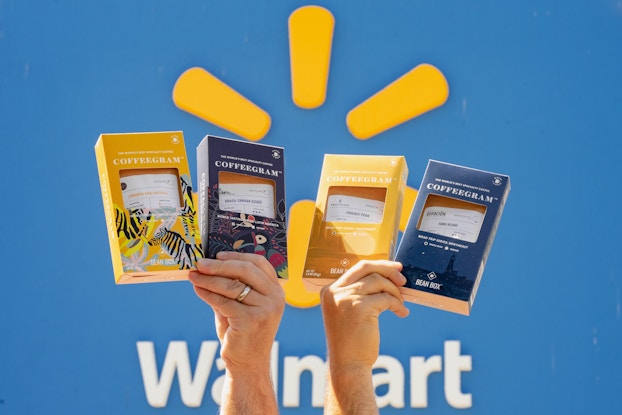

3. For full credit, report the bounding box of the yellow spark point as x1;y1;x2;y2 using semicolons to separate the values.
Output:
289;6;334;108
173;67;271;141
346;63;449;140
283;200;320;308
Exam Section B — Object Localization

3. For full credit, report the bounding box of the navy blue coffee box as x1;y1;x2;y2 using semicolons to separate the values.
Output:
196;135;288;279
396;160;510;315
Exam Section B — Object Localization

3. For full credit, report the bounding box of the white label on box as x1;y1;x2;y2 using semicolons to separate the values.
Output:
219;183;275;219
325;194;385;223
418;206;484;243
121;173;180;209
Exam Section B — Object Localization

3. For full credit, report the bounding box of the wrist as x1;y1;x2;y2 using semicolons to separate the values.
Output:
326;362;377;415
220;369;278;415
220;343;273;376
326;343;377;374
328;361;374;384
224;358;273;379
224;367;274;388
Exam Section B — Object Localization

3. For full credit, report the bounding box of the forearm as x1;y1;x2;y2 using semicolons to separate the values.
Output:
325;363;378;415
219;369;279;415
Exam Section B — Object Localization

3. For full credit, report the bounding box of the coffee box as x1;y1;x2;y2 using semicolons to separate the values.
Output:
303;154;408;291
94;131;203;284
396;160;510;315
196;135;288;278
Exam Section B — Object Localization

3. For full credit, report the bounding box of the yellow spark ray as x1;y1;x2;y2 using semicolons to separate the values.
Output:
346;63;449;140
288;5;334;109
173;67;271;141
283;200;320;308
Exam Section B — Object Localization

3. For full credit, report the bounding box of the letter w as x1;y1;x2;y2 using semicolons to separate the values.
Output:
136;340;219;408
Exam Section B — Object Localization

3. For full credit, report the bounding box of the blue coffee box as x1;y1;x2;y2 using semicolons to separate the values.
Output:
196;135;288;279
396;160;510;315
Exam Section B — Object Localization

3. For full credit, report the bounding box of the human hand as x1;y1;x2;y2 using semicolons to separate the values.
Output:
320;260;409;415
189;251;285;375
320;259;409;369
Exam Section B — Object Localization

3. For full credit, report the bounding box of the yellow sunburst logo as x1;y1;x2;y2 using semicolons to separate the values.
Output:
172;5;449;308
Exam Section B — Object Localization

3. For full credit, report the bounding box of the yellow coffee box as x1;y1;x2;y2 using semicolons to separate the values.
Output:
303;154;408;291
94;131;203;284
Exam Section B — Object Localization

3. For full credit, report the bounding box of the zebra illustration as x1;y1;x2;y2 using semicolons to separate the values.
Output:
116;175;203;269
178;175;203;258
148;226;201;270
115;207;153;248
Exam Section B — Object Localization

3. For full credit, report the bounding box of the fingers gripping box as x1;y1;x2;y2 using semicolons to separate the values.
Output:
396;160;510;315
197;135;288;279
303;154;408;291
94;131;203;284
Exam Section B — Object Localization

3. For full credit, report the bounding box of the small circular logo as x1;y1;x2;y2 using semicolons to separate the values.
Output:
171;135;180;144
272;149;281;159
492;176;503;186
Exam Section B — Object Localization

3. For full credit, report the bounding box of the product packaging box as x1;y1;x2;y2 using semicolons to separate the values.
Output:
303;154;408;291
396;160;510;315
94;131;203;284
197;135;288;279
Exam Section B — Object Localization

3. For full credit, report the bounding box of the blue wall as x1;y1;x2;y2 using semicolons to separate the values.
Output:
1;1;621;414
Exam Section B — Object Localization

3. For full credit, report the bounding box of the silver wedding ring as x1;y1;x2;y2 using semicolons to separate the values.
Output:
235;285;252;303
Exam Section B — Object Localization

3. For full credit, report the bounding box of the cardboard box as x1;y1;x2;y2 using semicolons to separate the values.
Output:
396;160;510;315
197;135;288;278
303;154;408;291
94;131;203;284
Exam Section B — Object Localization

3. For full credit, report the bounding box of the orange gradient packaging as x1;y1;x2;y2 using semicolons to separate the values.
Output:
94;131;203;284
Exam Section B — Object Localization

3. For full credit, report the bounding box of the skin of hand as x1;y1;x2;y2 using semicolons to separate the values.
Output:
188;251;285;415
320;260;410;415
